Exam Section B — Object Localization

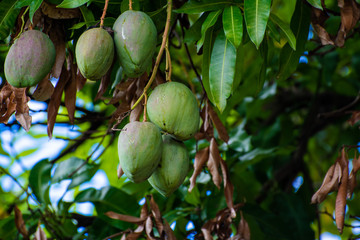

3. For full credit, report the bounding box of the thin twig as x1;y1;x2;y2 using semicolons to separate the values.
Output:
131;0;173;111
129;0;133;10
319;210;360;228
100;0;109;28
165;40;172;82
143;92;148;122
14;6;29;41
0;166;38;205
318;92;360;118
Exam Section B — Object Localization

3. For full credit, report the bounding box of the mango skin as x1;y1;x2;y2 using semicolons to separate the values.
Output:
113;10;157;77
75;28;114;80
147;82;200;140
4;30;55;88
118;121;162;183
148;135;189;197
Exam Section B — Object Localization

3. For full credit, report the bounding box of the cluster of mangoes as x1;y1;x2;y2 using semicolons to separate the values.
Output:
118;82;200;197
4;10;157;87
4;9;201;196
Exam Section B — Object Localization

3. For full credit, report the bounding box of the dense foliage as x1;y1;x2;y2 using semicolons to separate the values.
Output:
1;0;360;239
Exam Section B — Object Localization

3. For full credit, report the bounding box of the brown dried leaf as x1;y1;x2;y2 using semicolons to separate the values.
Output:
189;147;210;192
126;231;143;240
41;2;81;19
311;8;334;45
220;158;235;218
117;165;124;179
105;211;146;224
35;222;47;240
129;98;143;122
311;161;342;204
204;103;210;133
140;201;148;219
201;220;215;240
47;66;70;138
207;138;222;189
32;75;54;101
335;148;349;233
238;211;250;240
14;205;29;239
110;103;130;126
335;0;360;47
14;88;32;131
95;65;113;101
312;24;335;45
348;111;360;126
110;79;136;105
353;155;360;173
125;78;139;105
64;65;77;124
0;84;16;123
149;195;164;234
145;217;155;240
49;24;66;79
347;170;356;199
194;132;206;140
15;112;32;132
163;220;176;240
76;69;87;91
208;103;229;142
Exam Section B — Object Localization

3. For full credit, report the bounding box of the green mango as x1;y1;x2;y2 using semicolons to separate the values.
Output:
118;121;162;183
148;135;189;197
4;30;55;88
147;82;200;140
75;28;114;80
113;10;157;77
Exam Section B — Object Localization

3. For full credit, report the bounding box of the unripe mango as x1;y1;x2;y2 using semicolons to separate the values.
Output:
148;135;189;197
4;30;55;88
75;28;114;80
147;82;200;140
118;121;162;183
113;10;157;77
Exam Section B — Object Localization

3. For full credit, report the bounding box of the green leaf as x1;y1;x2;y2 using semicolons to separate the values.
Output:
244;0;271;48
269;13;296;50
15;0;32;8
184;13;208;44
184;186;201;206
197;9;222;52
79;5;94;28
74;186;138;215
277;1;311;81
0;216;17;239
174;0;232;14
209;31;237;112
52;157;99;190
0;0;21;40
57;0;89;8
306;0;323;10
202;27;216;103
29;159;52;205
18;148;37;157
29;0;43;24
267;20;281;43
222;5;243;49
232;44;244;91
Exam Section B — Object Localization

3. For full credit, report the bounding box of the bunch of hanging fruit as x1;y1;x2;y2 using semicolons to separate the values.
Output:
4;7;200;197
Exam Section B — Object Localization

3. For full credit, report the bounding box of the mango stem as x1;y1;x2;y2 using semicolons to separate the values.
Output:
100;0;109;28
131;0;173;111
